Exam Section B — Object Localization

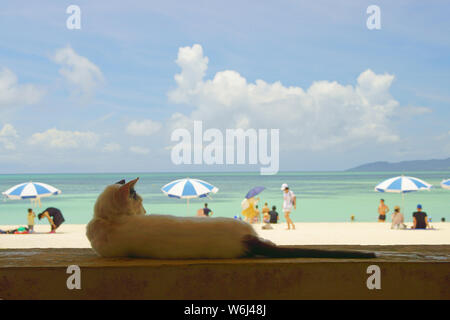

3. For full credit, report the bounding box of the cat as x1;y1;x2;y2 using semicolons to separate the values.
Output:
86;178;375;259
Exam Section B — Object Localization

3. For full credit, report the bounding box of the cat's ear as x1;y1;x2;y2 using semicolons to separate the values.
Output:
115;178;139;204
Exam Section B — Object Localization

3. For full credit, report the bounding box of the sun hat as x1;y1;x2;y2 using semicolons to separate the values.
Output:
394;205;400;210
281;183;288;190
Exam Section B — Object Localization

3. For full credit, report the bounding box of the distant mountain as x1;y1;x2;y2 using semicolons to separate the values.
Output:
347;158;450;172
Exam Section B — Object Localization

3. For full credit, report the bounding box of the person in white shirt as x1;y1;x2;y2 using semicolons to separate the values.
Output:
281;183;296;230
391;205;406;229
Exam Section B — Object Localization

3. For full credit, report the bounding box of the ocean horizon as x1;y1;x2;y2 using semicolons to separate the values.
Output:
1;171;449;225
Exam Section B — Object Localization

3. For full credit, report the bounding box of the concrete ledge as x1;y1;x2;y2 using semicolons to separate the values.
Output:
0;246;449;300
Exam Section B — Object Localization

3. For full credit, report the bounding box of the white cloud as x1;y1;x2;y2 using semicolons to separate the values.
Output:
29;128;99;149
0;123;18;138
167;112;193;132
53;46;104;96
129;146;150;154
102;142;121;152
169;44;208;103
0;123;19;150
0;68;44;108
126;119;162;136
168;44;401;151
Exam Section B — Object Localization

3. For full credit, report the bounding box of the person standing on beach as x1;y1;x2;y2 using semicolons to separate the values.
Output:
378;199;389;222
27;208;36;233
281;183;296;230
38;207;65;233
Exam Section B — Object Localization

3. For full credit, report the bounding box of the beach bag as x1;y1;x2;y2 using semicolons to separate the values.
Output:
14;227;29;234
262;223;273;230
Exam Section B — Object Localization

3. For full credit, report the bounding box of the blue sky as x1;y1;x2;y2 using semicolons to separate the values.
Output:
0;0;449;173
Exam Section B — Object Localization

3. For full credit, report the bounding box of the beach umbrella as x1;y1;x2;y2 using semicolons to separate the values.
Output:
374;176;432;210
441;179;450;190
161;178;218;213
375;176;432;193
245;186;265;199
2;182;62;207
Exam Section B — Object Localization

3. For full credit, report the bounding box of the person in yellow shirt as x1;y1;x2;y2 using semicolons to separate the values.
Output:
27;208;36;233
241;197;260;223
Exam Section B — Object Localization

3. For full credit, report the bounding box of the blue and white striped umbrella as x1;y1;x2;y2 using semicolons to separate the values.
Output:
2;182;62;200
441;179;450;190
375;176;432;193
161;178;218;199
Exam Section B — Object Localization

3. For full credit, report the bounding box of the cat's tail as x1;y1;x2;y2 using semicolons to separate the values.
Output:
243;235;376;259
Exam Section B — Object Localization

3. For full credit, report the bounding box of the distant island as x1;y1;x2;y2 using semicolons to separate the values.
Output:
347;157;450;172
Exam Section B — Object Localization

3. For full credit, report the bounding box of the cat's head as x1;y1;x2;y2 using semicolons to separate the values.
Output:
94;177;146;220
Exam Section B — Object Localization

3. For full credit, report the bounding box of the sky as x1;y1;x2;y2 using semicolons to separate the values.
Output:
0;0;449;173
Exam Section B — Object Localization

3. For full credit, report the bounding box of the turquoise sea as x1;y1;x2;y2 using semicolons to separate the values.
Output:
0;172;449;225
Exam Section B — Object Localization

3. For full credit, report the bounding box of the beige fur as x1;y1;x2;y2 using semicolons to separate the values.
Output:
86;178;258;258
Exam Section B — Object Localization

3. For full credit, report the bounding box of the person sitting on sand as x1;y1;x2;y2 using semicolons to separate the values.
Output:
412;204;429;229
391;206;406;229
27;208;36;233
38;207;65;233
202;203;213;217
378;199;389;222
268;206;279;224
196;209;205;217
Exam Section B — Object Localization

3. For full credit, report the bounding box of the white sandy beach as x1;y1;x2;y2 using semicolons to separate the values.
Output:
1;222;449;249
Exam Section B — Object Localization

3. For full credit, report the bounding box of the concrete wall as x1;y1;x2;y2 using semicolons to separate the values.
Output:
0;247;449;300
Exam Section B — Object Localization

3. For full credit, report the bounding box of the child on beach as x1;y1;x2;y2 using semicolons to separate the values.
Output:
27;208;36;233
262;203;270;223
252;205;260;223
